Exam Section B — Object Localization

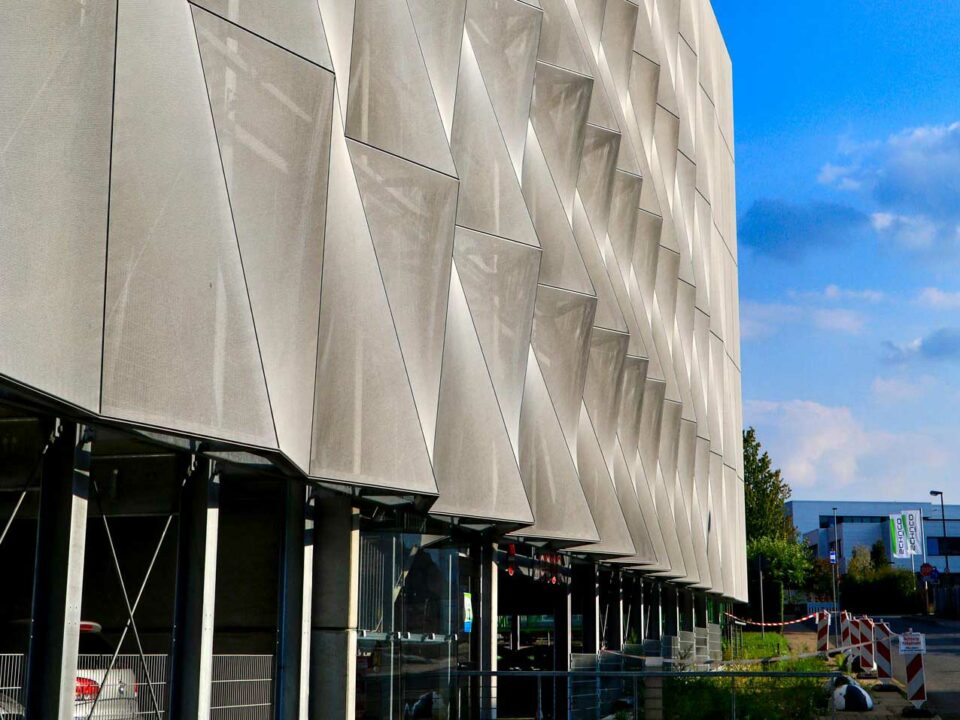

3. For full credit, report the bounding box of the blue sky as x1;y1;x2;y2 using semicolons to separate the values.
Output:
711;1;960;501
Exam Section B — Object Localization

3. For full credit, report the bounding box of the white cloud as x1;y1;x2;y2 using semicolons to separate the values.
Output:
917;287;960;309
741;300;864;340
744;399;956;500
871;375;931;403
791;284;884;303
870;212;939;250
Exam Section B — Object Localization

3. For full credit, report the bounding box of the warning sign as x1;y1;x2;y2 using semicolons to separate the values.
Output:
899;632;926;655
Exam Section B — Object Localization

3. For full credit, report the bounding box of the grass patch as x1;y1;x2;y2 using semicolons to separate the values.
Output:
725;631;791;660
663;657;833;720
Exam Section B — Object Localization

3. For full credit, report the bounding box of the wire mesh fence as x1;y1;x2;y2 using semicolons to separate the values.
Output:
0;652;274;719
210;654;273;719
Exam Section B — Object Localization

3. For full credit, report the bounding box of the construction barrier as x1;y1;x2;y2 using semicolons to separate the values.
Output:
723;610;820;627
875;622;893;681
905;651;927;709
849;616;861;669
816;610;830;653
860;617;876;672
840;611;851;649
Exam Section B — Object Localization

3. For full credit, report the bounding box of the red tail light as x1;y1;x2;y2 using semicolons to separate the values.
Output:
75;676;100;701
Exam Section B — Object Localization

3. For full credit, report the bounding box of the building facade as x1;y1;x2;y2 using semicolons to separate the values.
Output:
790;500;960;575
0;0;744;717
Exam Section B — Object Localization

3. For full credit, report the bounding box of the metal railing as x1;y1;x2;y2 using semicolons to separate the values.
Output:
450;668;843;720
210;654;273;718
0;652;274;719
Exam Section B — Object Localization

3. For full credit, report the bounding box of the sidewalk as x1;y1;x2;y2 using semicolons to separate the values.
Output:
818;678;941;719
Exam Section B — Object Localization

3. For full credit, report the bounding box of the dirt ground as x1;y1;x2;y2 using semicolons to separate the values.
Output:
783;628;818;654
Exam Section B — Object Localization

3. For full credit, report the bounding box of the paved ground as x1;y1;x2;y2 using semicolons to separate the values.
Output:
884;615;960;719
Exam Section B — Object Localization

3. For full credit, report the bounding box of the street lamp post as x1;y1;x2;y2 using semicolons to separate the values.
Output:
832;507;840;647
930;490;950;575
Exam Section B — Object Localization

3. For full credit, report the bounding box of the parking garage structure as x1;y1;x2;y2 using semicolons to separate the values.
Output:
0;0;747;717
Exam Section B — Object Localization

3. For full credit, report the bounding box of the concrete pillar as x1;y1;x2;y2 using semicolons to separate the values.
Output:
25;422;90;720
274;481;307;719
309;492;359;720
299;490;314;719
168;458;219;719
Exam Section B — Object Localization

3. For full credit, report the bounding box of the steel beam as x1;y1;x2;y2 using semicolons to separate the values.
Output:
25;421;91;720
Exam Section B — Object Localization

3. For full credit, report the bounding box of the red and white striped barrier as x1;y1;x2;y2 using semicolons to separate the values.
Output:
849;616;861;669
905;651;926;709
723;611;820;627
860;617;876;672
816;610;830;652
874;622;893;681
840;611;851;648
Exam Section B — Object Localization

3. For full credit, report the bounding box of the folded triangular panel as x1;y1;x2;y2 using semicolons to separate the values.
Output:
582;328;629;470
451;35;540;248
577;124;621;243
406;0;466;140
345;0;455;176
348;139;458;459
317;0;355;115
571;194;627;333
537;0;591;75
531;285;596;466
691;434;714;590
513;348;600;544
103;0;276;448
195;8;334;470
192;0;332;70
464;0;542;177
607;439;657;566
0;0;115;413
530;61;592;220
309;92;437;495
570;405;637;557
454;228;541;458
430;266;534;524
521;124;594;293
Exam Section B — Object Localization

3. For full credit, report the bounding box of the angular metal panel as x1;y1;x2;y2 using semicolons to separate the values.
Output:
454;228;540;458
430;266;534;524
608;439;657;565
521;124;594;293
513;348;600;544
529;62;592;219
0;0;115;411
576;124;620;243
345;0;456;176
464;0;542;177
407;0;467;140
607;172;641;270
571;405;636;557
451;35;540;248
531;285;596;465
195;8;335;469
192;0;333;70
348;140;458;459
571;194;627;333
103;0;276;447
316;0;355;115
310;92;437;495
536;0;591;75
582;328;629;470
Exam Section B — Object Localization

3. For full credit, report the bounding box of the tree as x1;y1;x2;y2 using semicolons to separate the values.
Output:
743;427;794;543
870;539;889;570
748;535;812;624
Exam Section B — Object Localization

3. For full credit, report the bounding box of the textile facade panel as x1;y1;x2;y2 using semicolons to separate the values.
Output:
0;0;744;599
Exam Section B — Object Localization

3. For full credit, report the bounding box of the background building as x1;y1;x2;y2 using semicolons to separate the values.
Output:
789;500;960;574
0;0;744;717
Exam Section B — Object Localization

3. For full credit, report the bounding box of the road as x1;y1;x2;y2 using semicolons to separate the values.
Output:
884;616;960;719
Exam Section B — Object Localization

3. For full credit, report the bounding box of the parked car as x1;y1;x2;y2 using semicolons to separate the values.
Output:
0;621;139;720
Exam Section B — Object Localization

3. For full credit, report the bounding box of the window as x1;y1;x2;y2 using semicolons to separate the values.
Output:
927;536;960;557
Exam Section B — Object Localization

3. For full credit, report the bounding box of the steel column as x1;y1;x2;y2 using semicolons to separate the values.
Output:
25;421;91;720
309;491;359;720
168;458;220;718
274;481;307;719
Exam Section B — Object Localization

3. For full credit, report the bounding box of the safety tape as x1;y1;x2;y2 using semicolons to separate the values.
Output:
723;611;820;627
